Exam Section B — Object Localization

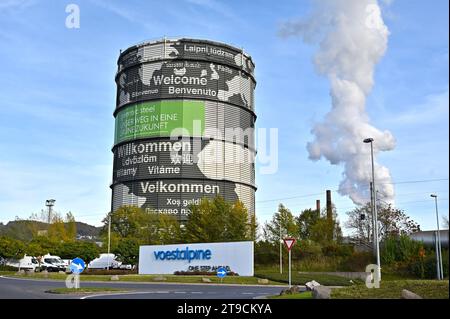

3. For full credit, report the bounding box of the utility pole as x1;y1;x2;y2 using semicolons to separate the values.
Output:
364;138;381;282
370;182;376;253
431;194;443;280
107;214;111;271
279;221;283;274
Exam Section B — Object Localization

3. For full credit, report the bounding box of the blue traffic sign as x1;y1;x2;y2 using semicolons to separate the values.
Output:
70;257;86;274
217;267;227;278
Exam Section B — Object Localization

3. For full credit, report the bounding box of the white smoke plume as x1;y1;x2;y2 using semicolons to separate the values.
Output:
280;0;396;205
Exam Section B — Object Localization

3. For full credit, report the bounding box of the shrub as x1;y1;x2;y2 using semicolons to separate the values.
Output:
322;243;353;257
381;235;423;265
338;252;373;272
409;249;449;279
254;240;279;265
295;240;322;259
82;269;137;275
0;265;18;271
295;256;341;272
173;270;238;276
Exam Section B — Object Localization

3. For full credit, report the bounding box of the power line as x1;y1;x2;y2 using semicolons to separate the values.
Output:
257;197;449;216
386;178;449;185
255;177;449;203
256;192;324;203
256;188;449;208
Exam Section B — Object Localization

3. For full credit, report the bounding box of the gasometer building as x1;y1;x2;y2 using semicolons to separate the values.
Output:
111;38;256;222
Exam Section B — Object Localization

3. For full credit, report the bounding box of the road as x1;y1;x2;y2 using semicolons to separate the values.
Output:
0;276;289;299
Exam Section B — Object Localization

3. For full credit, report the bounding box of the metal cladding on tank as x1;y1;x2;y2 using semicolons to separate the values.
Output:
410;230;449;248
110;38;256;222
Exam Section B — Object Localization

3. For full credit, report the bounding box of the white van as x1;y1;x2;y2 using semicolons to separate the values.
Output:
88;253;121;269
41;253;66;272
6;255;39;271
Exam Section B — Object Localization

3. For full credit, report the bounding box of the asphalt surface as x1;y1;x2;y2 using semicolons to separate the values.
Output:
0;276;289;299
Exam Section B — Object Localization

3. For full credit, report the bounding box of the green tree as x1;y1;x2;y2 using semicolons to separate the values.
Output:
65;212;77;241
263;204;299;243
103;206;149;239
296;208;320;240
29;236;58;256
185;197;253;243
113;238;140;265
308;205;342;244
346;202;420;241
25;242;45;257
154;213;183;245
248;212;259;241
0;237;25;259
48;214;69;242
55;241;99;263
101;206;183;247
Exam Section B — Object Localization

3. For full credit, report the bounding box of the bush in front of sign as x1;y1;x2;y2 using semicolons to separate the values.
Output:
173;270;239;276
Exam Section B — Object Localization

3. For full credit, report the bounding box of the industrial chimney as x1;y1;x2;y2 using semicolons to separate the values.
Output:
326;190;332;221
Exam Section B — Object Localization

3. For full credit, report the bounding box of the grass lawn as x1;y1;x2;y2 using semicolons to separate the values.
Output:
0;271;16;276
254;269;357;286
2;270;356;286
331;280;449;299
46;287;128;294
268;291;313;299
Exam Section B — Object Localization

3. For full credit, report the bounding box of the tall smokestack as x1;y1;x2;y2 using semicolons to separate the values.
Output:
326;190;332;221
316;200;321;216
326;190;333;241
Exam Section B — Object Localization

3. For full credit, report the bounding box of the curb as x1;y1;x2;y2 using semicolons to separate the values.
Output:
0;275;287;288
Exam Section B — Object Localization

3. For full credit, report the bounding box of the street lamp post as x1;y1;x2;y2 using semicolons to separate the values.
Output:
430;194;443;280
363;138;381;282
107;214;111;271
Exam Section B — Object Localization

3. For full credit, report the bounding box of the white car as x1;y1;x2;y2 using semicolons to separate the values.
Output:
119;264;134;270
41;254;66;272
6;255;40;271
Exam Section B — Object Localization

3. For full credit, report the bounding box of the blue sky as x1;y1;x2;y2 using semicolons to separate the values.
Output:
0;0;448;234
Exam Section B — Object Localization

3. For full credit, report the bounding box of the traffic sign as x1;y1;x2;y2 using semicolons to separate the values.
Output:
283;238;296;288
70;257;86;274
283;238;296;251
216;267;227;278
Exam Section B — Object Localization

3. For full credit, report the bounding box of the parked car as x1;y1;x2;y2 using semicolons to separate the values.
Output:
88;253;121;269
6;255;40;271
119;264;134;270
41;253;66;272
36;259;59;272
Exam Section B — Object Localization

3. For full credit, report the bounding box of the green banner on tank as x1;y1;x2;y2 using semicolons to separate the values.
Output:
115;100;205;144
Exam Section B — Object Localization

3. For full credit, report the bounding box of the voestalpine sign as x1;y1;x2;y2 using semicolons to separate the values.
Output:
138;241;254;276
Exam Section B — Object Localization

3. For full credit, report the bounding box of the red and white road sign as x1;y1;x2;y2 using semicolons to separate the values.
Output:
283;238;296;251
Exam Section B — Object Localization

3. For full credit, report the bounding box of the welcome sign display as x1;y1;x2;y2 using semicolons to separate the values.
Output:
138;241;254;276
115;100;205;144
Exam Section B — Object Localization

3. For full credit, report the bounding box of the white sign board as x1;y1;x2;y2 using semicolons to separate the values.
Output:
139;241;254;276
